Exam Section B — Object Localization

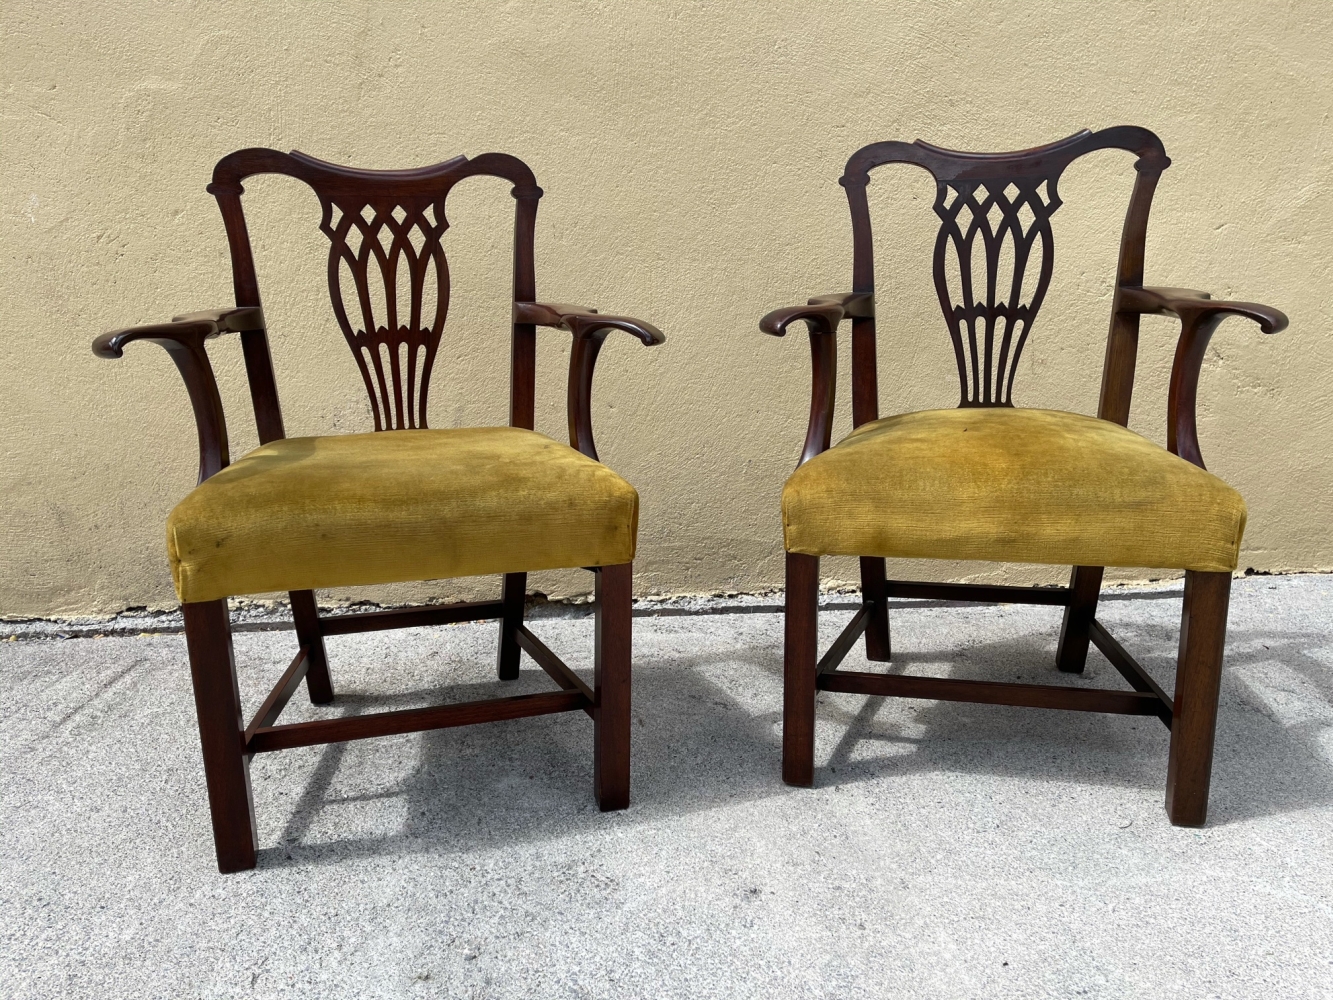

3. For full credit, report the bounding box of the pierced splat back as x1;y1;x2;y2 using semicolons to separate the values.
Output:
840;127;1170;412
206;148;543;440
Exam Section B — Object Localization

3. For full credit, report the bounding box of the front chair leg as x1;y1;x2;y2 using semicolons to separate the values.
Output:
497;572;526;681
1056;565;1104;674
1165;570;1232;826
289;589;333;704
182;599;258;873
783;552;819;786
860;556;891;662
593;563;632;810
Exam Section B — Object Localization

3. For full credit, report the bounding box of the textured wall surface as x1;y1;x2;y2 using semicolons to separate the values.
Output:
3;1;1331;616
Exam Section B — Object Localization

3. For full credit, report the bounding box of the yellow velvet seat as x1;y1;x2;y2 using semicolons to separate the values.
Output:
782;407;1246;573
167;427;639;603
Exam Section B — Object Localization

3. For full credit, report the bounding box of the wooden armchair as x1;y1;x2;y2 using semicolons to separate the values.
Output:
93;149;664;872
761;127;1286;826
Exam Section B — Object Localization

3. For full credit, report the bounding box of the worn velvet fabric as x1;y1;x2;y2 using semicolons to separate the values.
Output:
782;408;1246;573
167;427;639;603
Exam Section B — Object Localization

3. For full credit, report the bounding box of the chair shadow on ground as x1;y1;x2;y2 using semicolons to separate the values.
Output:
257;612;1333;869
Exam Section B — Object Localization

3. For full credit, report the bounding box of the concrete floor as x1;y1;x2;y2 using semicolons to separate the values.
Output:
3;575;1331;999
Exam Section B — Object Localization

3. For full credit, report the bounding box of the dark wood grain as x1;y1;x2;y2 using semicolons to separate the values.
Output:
1114;288;1285;470
96;148;655;872
594;563;633;811
765;127;1279;826
885;580;1071;605
818;670;1164;716
93;316;240;483
816;603;872;676
497;573;526;681
859;557;891;662
318;600;507;635
517;624;595;712
799;329;837;466
1165;571;1231;826
783;552;819;786
247;690;589;754
209;148;545;433
290;589;333;704
1088;618;1173;725
837;127;1169;409
1056;566;1104;674
515;301;665;460
182;600;257;873
243;646;310;741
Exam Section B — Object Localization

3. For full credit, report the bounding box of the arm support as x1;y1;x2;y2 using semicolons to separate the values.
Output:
92;307;261;483
759;292;875;338
760;293;874;466
513;301;665;461
1119;286;1287;469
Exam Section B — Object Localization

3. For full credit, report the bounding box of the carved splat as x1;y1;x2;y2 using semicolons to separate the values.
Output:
207;148;542;438
319;194;449;430
933;175;1061;405
839;127;1171;410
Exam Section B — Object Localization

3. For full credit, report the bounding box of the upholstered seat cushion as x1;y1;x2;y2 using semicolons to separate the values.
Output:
782;408;1246;573
167;427;639;603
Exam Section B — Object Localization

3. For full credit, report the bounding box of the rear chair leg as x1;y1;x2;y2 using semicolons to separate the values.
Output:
497;572;526;681
783;552;819;786
860;556;891;662
1166;570;1232;826
289;590;333;704
182;599;258;873
593;563;632;810
1056;565;1104;673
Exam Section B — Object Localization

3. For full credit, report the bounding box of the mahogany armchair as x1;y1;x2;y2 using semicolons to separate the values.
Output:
93;149;664;872
761;127;1286;826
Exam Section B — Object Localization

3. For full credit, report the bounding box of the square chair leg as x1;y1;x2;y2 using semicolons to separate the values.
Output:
593;563;632;810
859;556;891;662
1056;565;1104;674
783;552;819;786
1165;570;1232;826
182;599;258;873
497;572;526;681
290;589;334;704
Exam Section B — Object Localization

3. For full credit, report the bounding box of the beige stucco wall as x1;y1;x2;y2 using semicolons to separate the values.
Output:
2;1;1331;617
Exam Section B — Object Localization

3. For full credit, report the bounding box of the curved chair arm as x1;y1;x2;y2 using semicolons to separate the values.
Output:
91;307;261;483
513;301;666;461
759;292;875;338
760;293;874;466
1119;285;1288;469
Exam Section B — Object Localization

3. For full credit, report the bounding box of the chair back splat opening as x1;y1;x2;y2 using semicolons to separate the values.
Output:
840;127;1170;411
207;149;544;435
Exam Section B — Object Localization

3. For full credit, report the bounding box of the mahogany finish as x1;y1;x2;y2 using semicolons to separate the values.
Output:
593;563;633;810
319;599;508;636
181;599;257;874
248;690;590;755
95;148;660;871
1056;566;1104;674
782;552;819;787
763;127;1286;826
1166;571;1232;825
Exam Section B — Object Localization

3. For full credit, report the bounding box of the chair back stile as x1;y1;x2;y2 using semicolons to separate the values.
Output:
839;126;1170;419
205;149;545;440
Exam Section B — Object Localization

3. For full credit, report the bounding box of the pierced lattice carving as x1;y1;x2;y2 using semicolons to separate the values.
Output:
318;195;450;430
932;175;1061;406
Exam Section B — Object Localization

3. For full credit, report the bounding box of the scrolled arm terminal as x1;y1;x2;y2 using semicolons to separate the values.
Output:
91;307;262;482
514;301;665;461
1118;285;1287;469
759;292;874;338
761;293;874;466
